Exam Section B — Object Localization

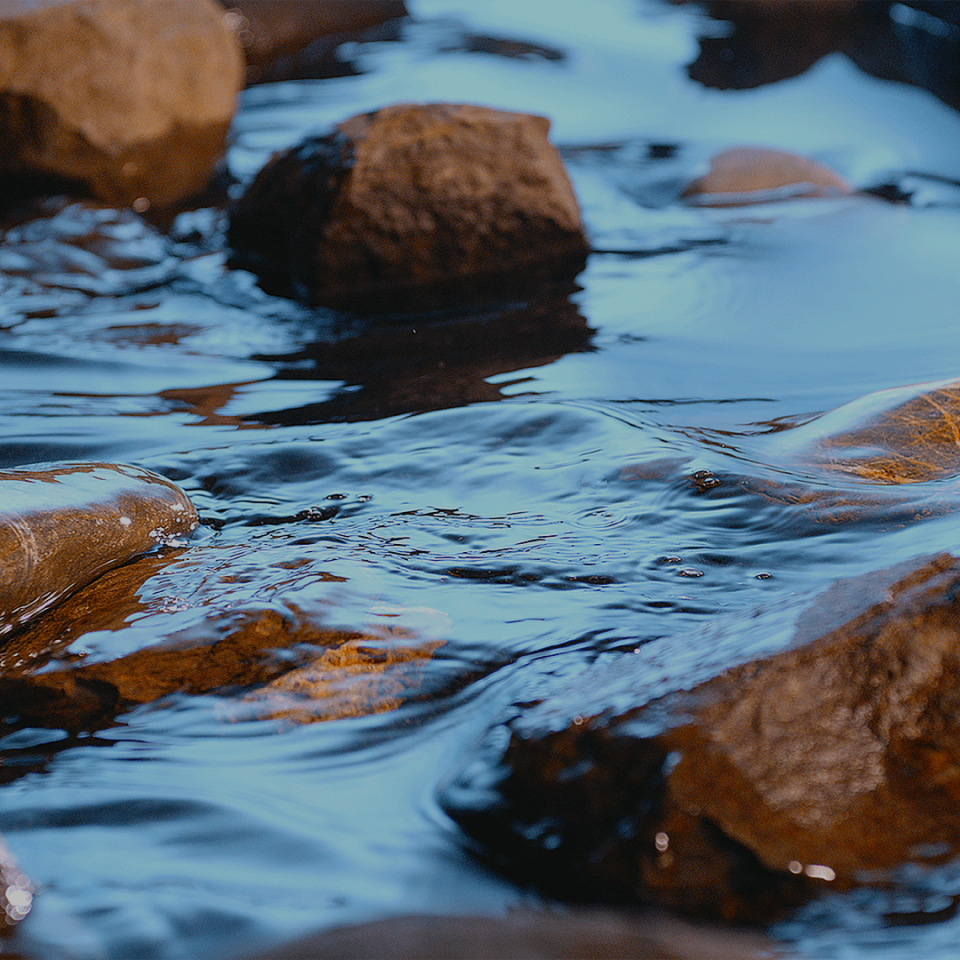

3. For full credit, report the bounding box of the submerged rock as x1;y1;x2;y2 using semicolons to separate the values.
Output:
0;590;444;731
0;462;198;638
228;102;589;307
440;554;960;921
0;0;242;207
778;377;960;483
682;147;851;205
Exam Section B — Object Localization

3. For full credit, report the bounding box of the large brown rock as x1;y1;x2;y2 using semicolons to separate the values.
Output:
228;102;589;307
441;554;960;921
0;0;243;207
0;461;198;638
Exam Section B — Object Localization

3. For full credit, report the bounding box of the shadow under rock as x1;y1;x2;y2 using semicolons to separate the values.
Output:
246;286;594;426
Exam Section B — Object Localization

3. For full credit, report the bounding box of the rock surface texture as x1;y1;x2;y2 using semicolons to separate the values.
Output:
683;146;851;205
228;102;589;307
440;554;960;922
0;462;198;637
0;0;243;206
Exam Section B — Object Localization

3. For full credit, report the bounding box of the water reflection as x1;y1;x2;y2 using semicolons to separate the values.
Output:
249;286;594;424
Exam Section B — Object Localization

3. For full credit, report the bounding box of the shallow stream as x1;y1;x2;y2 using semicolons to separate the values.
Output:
4;1;960;957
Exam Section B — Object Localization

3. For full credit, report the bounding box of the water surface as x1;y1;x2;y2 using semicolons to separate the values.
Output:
4;1;960;957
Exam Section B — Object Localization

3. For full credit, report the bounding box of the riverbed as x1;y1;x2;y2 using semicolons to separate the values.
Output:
4;1;960;957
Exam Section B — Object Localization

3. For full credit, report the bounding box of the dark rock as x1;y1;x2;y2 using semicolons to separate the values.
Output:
440;554;960;921
228;102;589;308
0;462;198;638
237;908;776;960
222;0;408;85
0;0;243;207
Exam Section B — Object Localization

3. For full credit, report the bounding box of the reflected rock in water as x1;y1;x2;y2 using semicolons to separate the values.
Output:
228;103;589;310
249;288;593;424
682;147;852;206
0;0;242;208
0;462;197;641
440;554;960;922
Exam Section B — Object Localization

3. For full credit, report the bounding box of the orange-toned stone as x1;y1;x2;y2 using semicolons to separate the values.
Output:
0;0;243;206
228;102;589;307
0;462;197;638
442;554;960;921
683;147;851;205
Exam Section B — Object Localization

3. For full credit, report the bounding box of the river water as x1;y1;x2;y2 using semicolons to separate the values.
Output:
4;1;960;957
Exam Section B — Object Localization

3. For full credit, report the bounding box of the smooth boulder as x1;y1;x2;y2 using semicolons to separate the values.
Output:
0;0;243;207
0;461;198;638
683;146;851;205
228;102;589;307
440;554;960;921
775;377;960;483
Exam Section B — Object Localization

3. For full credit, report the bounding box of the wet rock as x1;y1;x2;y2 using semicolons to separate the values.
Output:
440;554;960;921
0;462;198;638
679;1;867;90
228;102;589;308
0;0;243;207
239;908;777;960
778;377;960;483
682;147;851;205
0;589;443;731
223;0;408;85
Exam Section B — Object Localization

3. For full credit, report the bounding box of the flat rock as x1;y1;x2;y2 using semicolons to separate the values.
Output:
228;102;589;307
776;377;960;483
0;461;198;638
0;0;243;207
682;147;851;205
440;554;960;921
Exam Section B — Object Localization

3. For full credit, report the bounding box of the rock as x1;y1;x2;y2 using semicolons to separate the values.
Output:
0;462;198;638
223;0;409;85
776;377;960;483
682;147;851;205
440;554;960;922
0;593;443;730
237;908;778;960
228;102;589;308
0;0;243;207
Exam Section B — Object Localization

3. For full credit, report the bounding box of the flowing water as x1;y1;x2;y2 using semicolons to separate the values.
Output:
4;1;960;957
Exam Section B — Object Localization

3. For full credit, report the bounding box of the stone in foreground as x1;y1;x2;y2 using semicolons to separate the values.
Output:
0;0;243;206
228;102;589;307
0;461;198;636
440;554;960;921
